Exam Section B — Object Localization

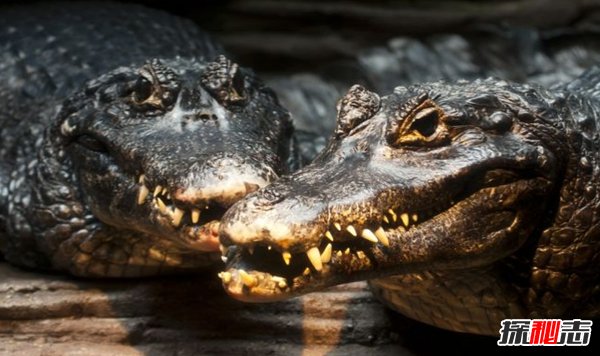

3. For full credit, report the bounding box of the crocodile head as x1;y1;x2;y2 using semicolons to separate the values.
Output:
17;55;294;274
219;81;562;301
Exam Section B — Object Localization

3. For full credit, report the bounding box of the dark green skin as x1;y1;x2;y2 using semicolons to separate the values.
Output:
0;4;294;276
219;69;600;335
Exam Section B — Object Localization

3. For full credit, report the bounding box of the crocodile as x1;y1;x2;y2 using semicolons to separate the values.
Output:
218;69;600;335
0;3;295;277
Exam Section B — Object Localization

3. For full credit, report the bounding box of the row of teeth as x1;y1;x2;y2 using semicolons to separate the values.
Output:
136;174;206;227
218;248;371;290
218;270;289;289
220;210;419;273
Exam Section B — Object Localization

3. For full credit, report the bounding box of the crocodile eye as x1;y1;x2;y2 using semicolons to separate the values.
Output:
75;134;109;153
386;94;448;147
409;107;439;137
132;76;153;103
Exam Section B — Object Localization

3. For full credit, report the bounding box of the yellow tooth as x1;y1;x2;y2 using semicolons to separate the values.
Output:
218;271;232;284
153;185;162;197
361;228;378;243
303;267;311;276
219;244;229;256
156;197;167;213
336;251;343;258
412;214;418;222
137;185;149;205
401;213;410;227
191;209;200;224
346;225;357;236
383;216;390;224
282;252;291;265
248;246;255;255
374;227;389;247
138;174;145;184
272;276;287;289
334;223;342;231
344;248;351;255
388;209;397;222
171;208;184;227
321;243;332;263
306;247;322;271
238;269;256;288
162;187;168;196
325;231;334;242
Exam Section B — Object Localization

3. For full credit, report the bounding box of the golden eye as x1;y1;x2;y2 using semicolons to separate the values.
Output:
386;95;448;147
409;106;439;138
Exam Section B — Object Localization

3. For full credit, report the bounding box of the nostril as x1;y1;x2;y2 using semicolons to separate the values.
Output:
258;188;285;205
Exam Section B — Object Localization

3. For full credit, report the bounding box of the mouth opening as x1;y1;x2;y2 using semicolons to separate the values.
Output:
135;174;229;250
219;168;538;300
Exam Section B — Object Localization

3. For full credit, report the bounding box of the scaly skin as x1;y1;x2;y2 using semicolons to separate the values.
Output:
219;69;600;335
0;4;294;276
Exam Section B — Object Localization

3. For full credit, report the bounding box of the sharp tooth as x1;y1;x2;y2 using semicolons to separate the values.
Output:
162;187;168;196
412;214;418;222
238;269;257;288
156;197;167;213
248;246;254;255
334;223;342;231
191;209;200;224
344;248;351;255
306;247;322;271
282;252;291;265
137;185;149;205
346;225;357;236
171;207;184;227
166;193;171;200
401;213;410;227
325;231;334;241
218;271;232;284
138;174;145;184
219;244;229;256
383;216;390;224
221;256;228;263
336;251;343;258
303;268;311;276
388;209;397;222
361;228;378;243
153;185;162;196
321;243;332;263
374;227;389;246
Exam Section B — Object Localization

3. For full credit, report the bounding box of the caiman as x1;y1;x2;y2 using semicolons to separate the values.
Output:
219;69;600;335
0;3;295;276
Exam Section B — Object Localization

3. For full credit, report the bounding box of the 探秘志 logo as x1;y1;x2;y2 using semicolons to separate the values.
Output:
498;319;592;346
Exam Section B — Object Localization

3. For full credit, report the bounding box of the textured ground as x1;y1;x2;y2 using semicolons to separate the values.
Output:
2;262;599;355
